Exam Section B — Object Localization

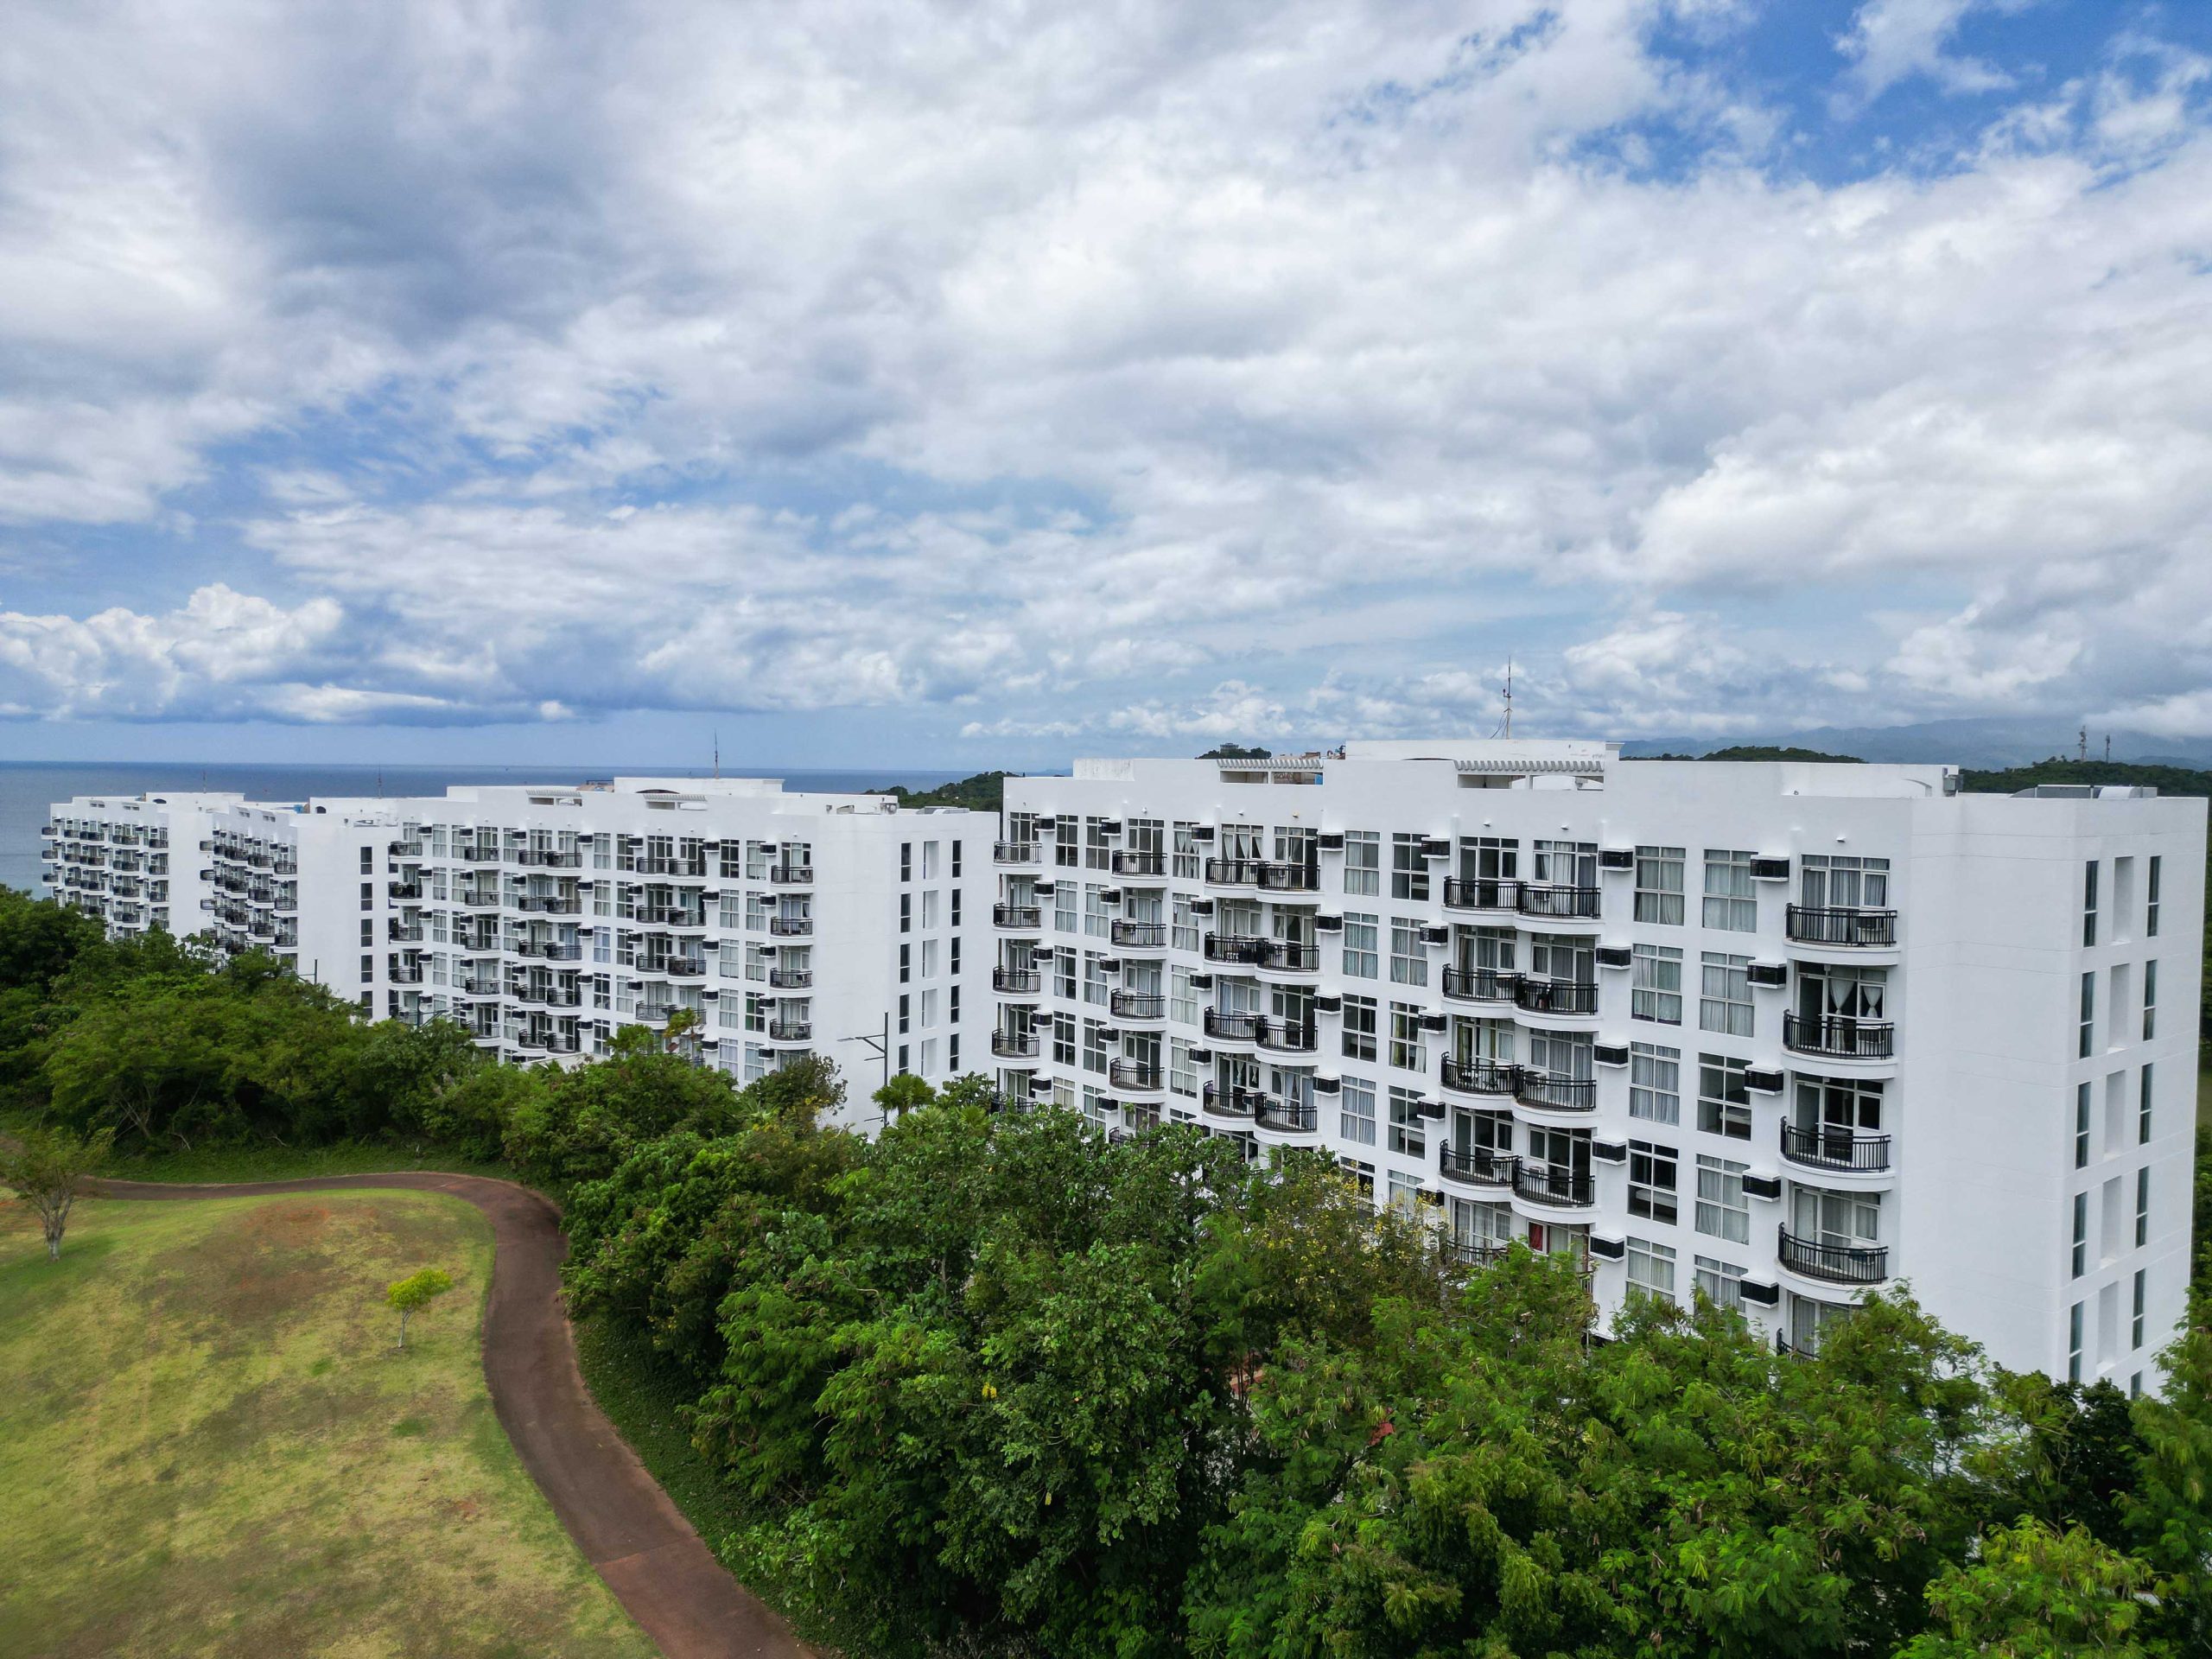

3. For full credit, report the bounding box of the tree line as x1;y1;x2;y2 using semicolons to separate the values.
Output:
3;885;2210;1656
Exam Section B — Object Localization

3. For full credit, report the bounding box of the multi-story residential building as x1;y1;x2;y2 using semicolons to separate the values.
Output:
996;741;2204;1389
44;777;989;1131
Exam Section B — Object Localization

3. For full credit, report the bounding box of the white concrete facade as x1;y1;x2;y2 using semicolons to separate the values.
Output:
45;778;991;1132
997;741;2205;1389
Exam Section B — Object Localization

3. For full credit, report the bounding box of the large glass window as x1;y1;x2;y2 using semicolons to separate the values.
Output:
1339;1077;1377;1146
1631;944;1682;1024
1700;952;1753;1036
1694;1255;1745;1310
1389;1002;1426;1071
1342;912;1378;978
1634;846;1685;925
1695;1154;1749;1243
1387;1087;1427;1157
1626;1237;1676;1304
1391;834;1429;901
1629;1042;1680;1124
1343;831;1380;897
1628;1140;1679;1224
1389;919;1427;986
1698;1053;1751;1140
1341;995;1377;1062
1702;849;1757;932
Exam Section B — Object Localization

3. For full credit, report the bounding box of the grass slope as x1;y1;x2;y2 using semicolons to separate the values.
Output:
0;1191;656;1659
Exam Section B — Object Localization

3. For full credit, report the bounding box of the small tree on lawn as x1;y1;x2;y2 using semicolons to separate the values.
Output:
0;1124;114;1261
386;1268;454;1351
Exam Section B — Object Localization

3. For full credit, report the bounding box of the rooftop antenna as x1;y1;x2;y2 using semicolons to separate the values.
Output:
713;730;721;781
2104;734;2111;763
1502;658;1514;740
2078;725;2088;762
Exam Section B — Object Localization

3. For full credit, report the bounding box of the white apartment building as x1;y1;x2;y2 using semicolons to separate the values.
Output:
995;741;2205;1389
45;778;991;1130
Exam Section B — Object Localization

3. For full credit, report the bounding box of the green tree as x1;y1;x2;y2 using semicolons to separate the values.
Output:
386;1267;454;1350
1898;1520;2169;1659
872;1071;935;1122
0;1123;114;1260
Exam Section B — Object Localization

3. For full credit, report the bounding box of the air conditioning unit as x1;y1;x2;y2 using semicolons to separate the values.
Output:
1098;957;1122;974
1744;1067;1785;1094
1189;898;1216;917
1189;824;1217;843
1028;1076;1055;1097
1101;888;1124;905
1313;1074;1341;1095
1313;993;1343;1014
1592;1140;1628;1163
1033;817;1059;834
1099;820;1123;836
1419;1012;1448;1034
1595;944;1633;969
1742;1172;1783;1201
1593;1042;1630;1067
1421;837;1452;859
1751;856;1790;880
1314;913;1344;932
1599;847;1635;870
1588;1234;1627;1260
1746;962;1788;988
1318;831;1344;851
1421;924;1449;945
1416;1096;1446;1120
1738;1280;1781;1306
1189;973;1214;990
1190;1046;1214;1065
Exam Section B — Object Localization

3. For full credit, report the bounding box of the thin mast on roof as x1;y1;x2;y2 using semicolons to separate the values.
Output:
1503;658;1514;739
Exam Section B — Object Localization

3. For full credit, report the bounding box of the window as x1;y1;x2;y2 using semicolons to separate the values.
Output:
2075;1083;2092;1168
2079;972;2095;1058
1052;1014;1076;1066
1389;919;1427;986
1172;895;1199;954
1390;834;1429;901
1054;881;1077;934
2136;1166;2150;1248
1053;950;1077;1002
1340;1077;1377;1146
1083;884;1109;938
1387;1087;1427;1157
1341;995;1377;1062
2071;1192;2088;1277
1386;1170;1426;1214
1173;823;1199;880
1634;845;1685;925
951;840;962;877
1629;1043;1680;1124
2140;1064;2154;1145
2133;1268;2146;1351
1388;1001;1426;1071
1626;1237;1676;1305
1343;831;1380;897
2143;960;2158;1040
1169;1039;1196;1097
1628;1140;1678;1224
1694;1255;1745;1311
1696;952;1752;1036
1342;912;1378;979
1801;854;1890;910
898;994;912;1034
900;842;912;881
2069;1301;2084;1383
2146;855;2161;937
359;846;373;874
1694;1154;1749;1243
1702;849;1758;932
2082;859;2099;946
1082;1019;1109;1075
1631;944;1682;1024
1338;1158;1376;1202
1698;1054;1751;1139
1169;968;1198;1028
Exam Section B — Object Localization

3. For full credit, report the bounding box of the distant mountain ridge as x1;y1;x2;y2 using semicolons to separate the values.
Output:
1619;716;2212;770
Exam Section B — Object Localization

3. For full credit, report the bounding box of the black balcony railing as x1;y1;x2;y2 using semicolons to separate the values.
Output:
1781;1122;1892;1173
1203;1008;1260;1042
991;1030;1041;1058
1441;1058;1517;1095
1443;965;1517;1002
1440;1145;1516;1187
1514;1071;1597;1112
1109;1058;1163;1091
994;841;1039;865
663;960;708;979
1203;933;1266;965
1111;990;1166;1020
1203;857;1262;886
1443;876;1519;911
770;865;814;885
1112;849;1166;878
1255;1097;1319;1135
1516;884;1600;920
770;916;814;937
1255;938;1320;973
1784;1011;1895;1059
1786;906;1898;948
1254;1015;1317;1053
769;968;812;989
1777;1226;1888;1285
769;1020;813;1042
1111;918;1167;949
994;904;1042;929
1514;976;1598;1016
1256;861;1319;893
1513;1163;1595;1207
1201;1082;1258;1119
994;967;1042;995
1443;1238;1512;1268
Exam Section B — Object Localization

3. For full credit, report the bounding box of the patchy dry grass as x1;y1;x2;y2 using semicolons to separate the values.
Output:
0;1191;657;1659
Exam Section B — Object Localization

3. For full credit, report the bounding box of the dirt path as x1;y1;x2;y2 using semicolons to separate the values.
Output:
88;1171;814;1659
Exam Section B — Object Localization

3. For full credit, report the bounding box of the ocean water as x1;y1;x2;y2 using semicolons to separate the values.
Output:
2;761;968;898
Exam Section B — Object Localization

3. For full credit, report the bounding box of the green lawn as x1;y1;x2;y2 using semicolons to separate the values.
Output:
0;1191;657;1659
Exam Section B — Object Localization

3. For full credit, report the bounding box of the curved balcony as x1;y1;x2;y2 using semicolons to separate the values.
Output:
1513;976;1598;1017
1443;877;1518;912
662;959;708;979
1203;933;1266;966
1253;938;1319;975
1443;1239;1512;1268
1109;1058;1164;1094
1203;1008;1259;1043
993;841;1039;866
769;865;814;886
1253;1096;1320;1139
769;916;813;937
1786;906;1897;949
1201;1082;1257;1121
1780;1123;1892;1174
516;894;582;915
1783;1012;1894;1061
1516;884;1600;921
768;1020;813;1042
1203;857;1262;887
1256;861;1319;893
1110;990;1166;1020
1111;849;1166;879
1253;1016;1317;1054
993;967;1042;995
993;903;1042;931
1514;1071;1596;1113
1442;965;1517;1004
1439;1145;1516;1190
990;1030;1041;1059
1512;1163;1595;1209
1110;918;1167;950
1777;1225;1888;1286
1441;1058;1516;1096
769;968;812;989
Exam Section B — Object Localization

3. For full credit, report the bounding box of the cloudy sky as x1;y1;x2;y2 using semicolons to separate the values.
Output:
3;0;2209;768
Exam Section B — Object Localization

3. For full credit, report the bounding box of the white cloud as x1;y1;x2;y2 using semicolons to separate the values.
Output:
1834;1;2024;106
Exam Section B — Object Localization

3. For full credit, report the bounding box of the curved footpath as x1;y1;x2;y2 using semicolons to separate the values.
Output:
88;1171;813;1659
